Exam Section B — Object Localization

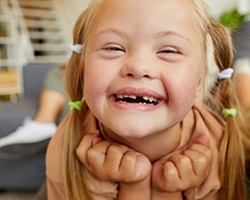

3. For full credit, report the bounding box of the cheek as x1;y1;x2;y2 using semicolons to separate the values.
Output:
84;54;122;97
83;71;104;119
166;74;200;108
83;61;102;101
83;59;113;105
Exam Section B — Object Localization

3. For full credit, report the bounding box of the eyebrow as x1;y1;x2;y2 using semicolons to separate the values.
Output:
94;27;129;38
156;31;192;44
95;28;192;44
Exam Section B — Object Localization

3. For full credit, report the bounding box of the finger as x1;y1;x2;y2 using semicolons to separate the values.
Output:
76;130;100;166
105;143;129;165
187;142;212;159
92;136;103;146
89;143;146;182
103;144;130;179
164;143;211;190
87;140;112;169
167;154;195;189
152;161;180;192
119;151;151;183
183;147;211;180
174;135;210;156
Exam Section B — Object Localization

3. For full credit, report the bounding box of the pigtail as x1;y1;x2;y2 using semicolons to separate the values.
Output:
62;10;91;200
240;108;250;177
209;22;246;200
62;1;106;199
236;63;250;176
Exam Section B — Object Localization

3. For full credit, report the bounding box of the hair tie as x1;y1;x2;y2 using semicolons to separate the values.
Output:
68;101;83;111
70;44;83;55
222;108;237;118
218;68;234;79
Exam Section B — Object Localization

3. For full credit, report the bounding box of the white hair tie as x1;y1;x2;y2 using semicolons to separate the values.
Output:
218;68;234;79
70;44;83;54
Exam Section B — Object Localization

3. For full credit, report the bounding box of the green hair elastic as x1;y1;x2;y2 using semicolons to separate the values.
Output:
222;108;237;118
68;101;83;111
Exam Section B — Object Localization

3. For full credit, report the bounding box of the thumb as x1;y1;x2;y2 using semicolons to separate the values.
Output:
193;134;210;147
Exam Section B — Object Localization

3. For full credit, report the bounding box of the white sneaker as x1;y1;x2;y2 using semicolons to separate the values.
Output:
0;117;57;148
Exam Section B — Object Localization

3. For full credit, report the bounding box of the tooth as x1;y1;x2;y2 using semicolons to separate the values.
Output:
129;95;136;99
149;97;154;102
143;96;149;101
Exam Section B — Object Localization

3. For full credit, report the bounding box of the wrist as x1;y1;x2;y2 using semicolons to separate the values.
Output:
120;174;150;190
117;176;151;200
152;189;183;199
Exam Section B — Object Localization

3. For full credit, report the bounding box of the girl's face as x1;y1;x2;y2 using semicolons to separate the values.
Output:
84;0;204;140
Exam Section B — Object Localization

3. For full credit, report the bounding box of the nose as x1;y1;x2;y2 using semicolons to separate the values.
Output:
120;54;154;79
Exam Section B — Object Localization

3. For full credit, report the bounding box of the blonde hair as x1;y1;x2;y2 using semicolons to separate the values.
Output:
62;1;105;199
241;107;250;176
208;22;246;200
62;0;249;199
192;1;247;199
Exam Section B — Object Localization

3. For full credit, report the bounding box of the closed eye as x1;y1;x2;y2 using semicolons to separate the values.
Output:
100;44;125;59
104;45;124;52
157;46;182;62
158;47;178;54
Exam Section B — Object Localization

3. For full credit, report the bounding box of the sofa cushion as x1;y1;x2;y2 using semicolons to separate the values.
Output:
23;63;54;99
0;99;38;138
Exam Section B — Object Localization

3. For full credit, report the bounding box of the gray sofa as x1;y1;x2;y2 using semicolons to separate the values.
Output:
0;63;60;191
232;21;250;61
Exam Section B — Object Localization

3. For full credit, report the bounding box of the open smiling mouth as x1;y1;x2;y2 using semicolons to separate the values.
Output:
114;94;160;106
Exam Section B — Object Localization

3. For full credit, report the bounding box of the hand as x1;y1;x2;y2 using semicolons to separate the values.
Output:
76;130;151;183
152;135;211;197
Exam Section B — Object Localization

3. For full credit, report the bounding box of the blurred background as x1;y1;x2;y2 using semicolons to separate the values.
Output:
0;0;90;103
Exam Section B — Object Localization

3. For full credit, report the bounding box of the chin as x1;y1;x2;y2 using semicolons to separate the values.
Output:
111;122;158;139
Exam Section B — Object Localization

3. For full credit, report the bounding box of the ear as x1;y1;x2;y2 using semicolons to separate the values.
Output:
195;74;204;98
196;33;217;99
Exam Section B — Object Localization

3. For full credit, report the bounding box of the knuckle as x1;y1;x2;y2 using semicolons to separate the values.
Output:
123;151;137;163
108;144;127;154
121;152;150;182
196;155;208;166
108;144;118;153
206;149;212;160
87;148;98;159
163;164;176;177
177;156;190;167
76;147;82;158
160;165;179;191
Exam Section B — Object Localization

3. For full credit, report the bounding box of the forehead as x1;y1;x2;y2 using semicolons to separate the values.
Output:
88;0;201;41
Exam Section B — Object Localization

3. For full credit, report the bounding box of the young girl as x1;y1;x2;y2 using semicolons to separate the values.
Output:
46;0;249;199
